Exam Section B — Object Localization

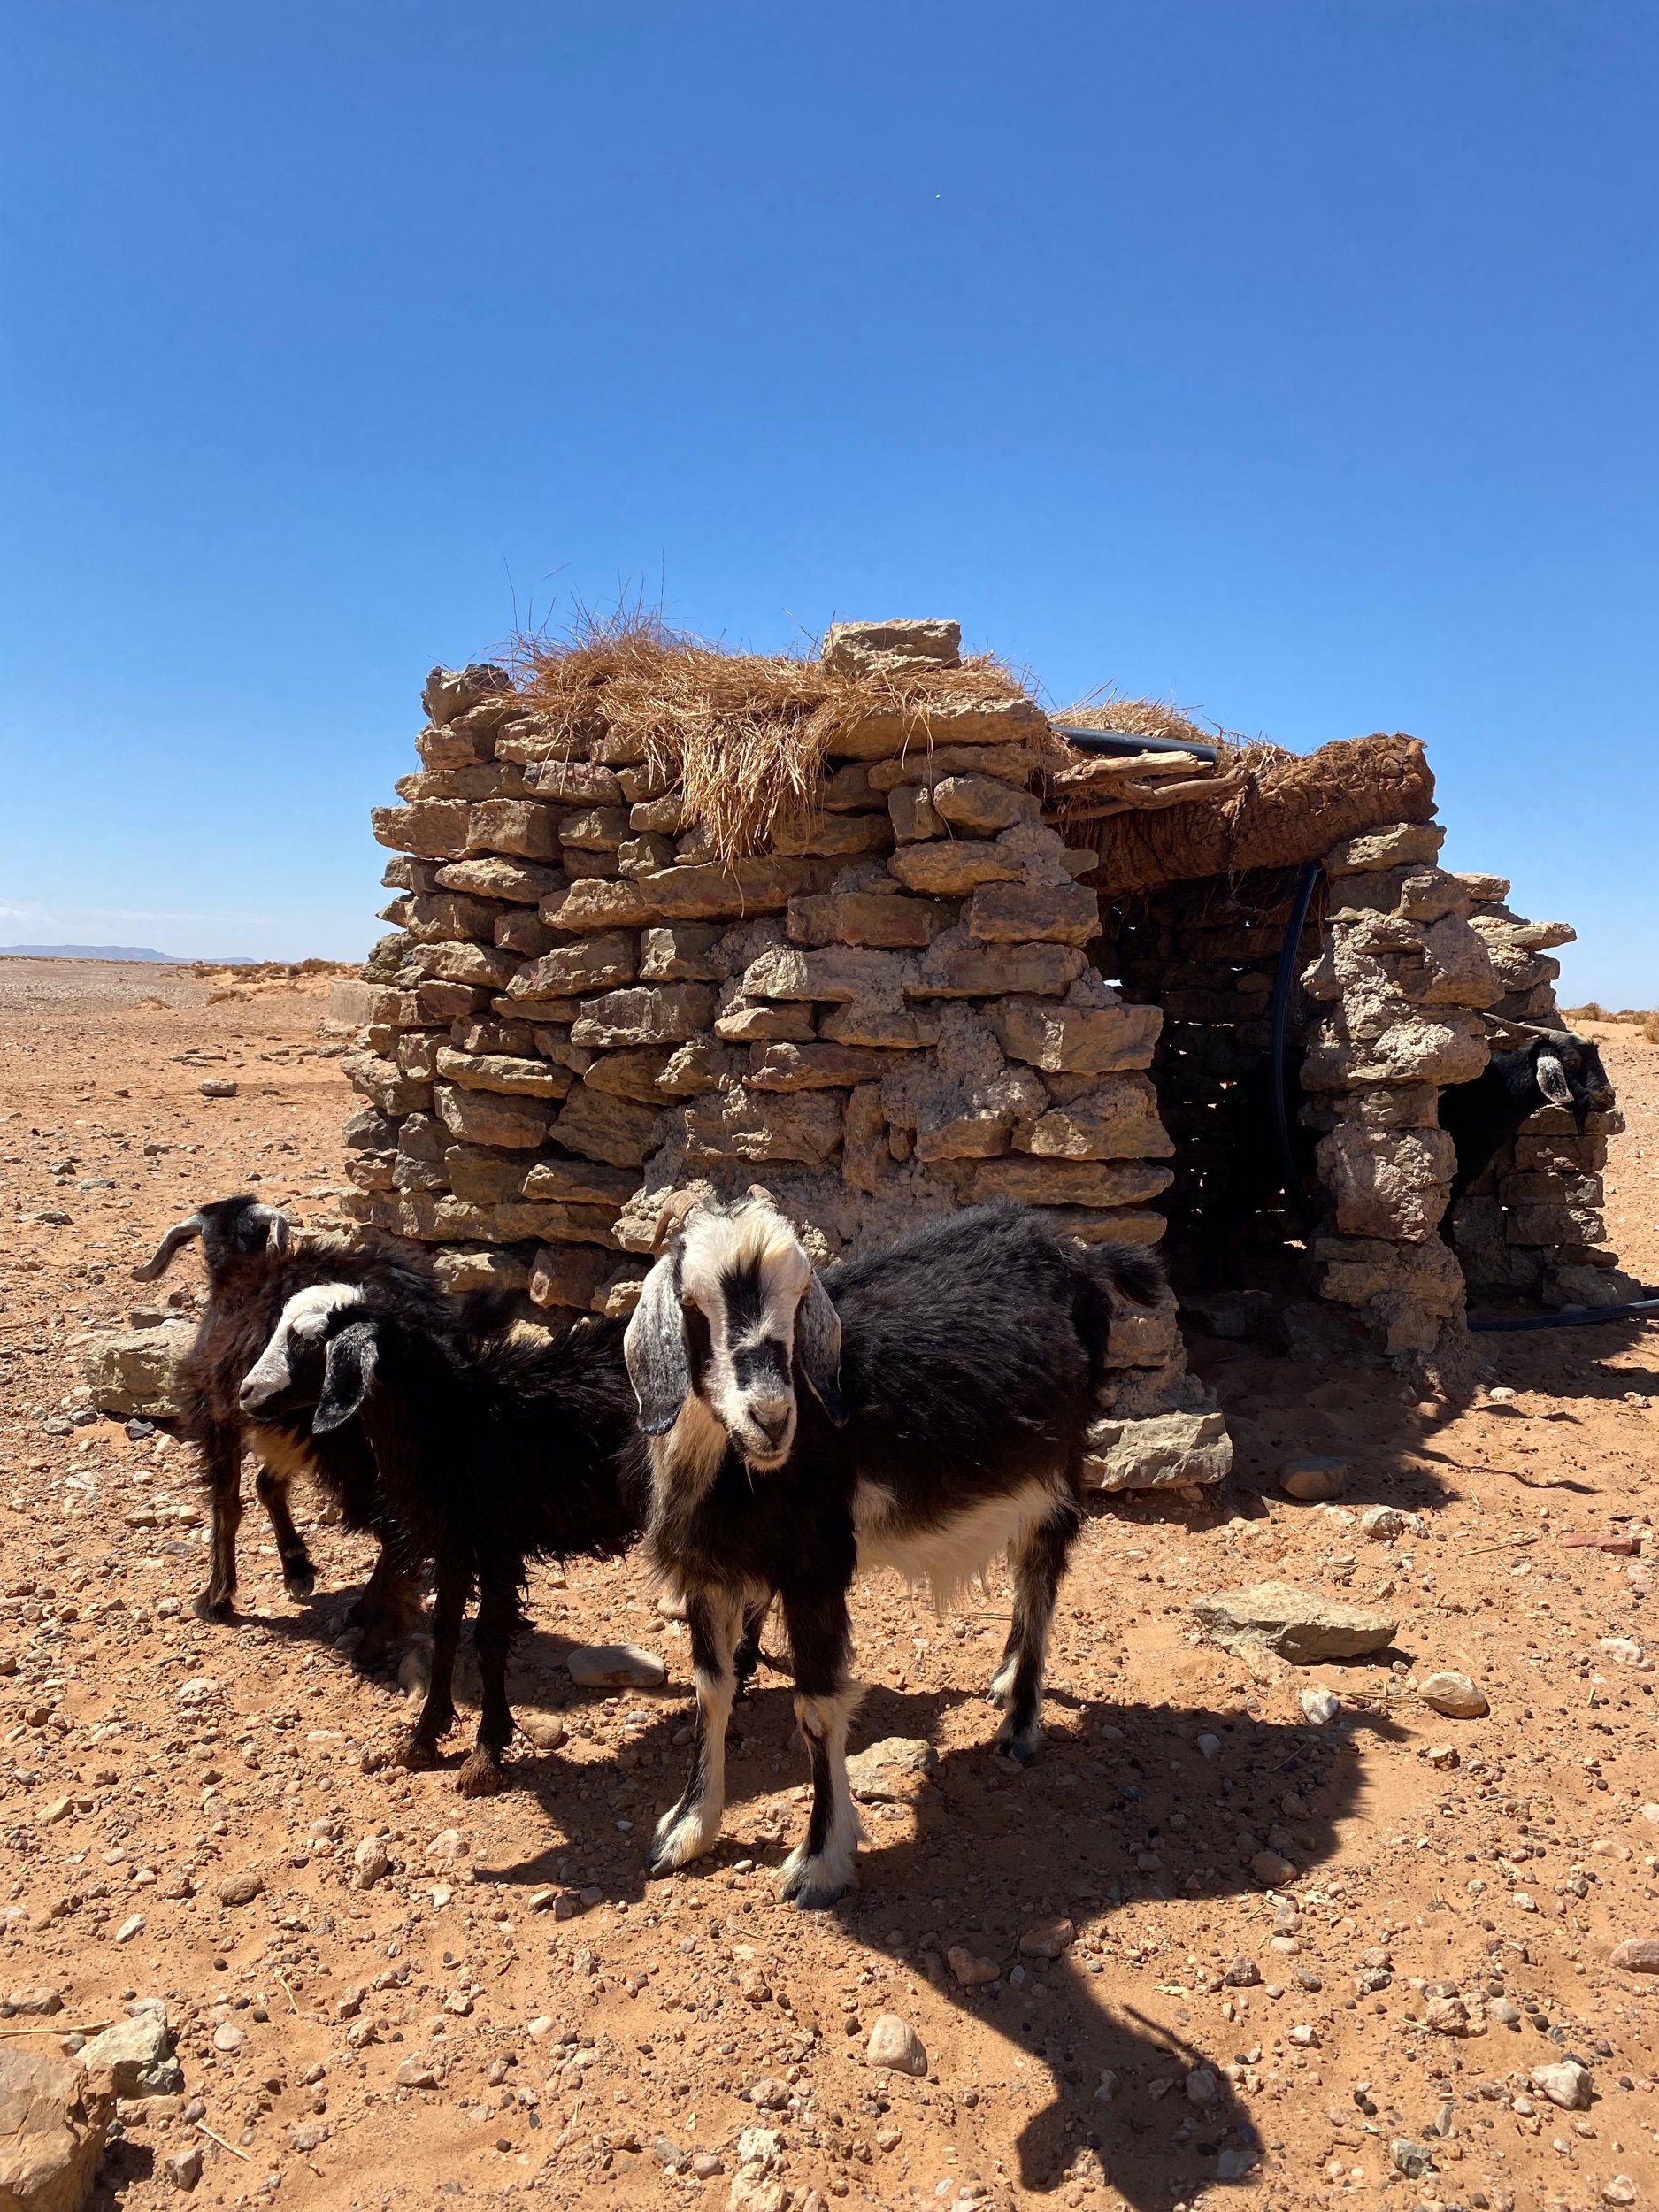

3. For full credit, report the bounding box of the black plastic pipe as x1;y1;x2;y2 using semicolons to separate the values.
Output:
1271;860;1324;1223
1052;722;1221;764
1468;1298;1659;1333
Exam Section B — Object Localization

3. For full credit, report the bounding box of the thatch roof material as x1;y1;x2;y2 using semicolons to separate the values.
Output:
505;619;1434;899
511;612;1031;864
1078;734;1435;898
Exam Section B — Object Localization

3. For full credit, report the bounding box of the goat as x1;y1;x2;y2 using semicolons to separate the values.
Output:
238;1279;648;1797
1440;1022;1615;1210
624;1194;1166;1909
134;1194;443;1659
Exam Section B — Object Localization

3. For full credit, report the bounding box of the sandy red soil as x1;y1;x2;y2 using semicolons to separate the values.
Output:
2;959;1656;2212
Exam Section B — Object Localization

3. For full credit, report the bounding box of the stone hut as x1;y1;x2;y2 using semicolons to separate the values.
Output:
334;616;1627;1481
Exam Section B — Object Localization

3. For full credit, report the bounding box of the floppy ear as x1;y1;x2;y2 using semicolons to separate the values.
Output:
132;1215;203;1282
1535;1050;1574;1108
625;1253;692;1435
795;1270;846;1425
314;1321;379;1435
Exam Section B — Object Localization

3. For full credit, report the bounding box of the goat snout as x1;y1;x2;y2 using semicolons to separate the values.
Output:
733;1394;796;1469
751;1401;794;1447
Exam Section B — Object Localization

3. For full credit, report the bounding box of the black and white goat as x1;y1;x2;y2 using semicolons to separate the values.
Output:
238;1278;647;1795
624;1195;1165;1908
1440;1021;1615;1209
134;1194;444;1657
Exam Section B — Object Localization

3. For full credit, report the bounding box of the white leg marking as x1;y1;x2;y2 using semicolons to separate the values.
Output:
649;1586;744;1876
649;1663;733;1873
780;1688;866;1909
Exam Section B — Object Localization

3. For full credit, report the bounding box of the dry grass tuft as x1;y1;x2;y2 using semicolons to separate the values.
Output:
508;607;1029;861
1051;692;1289;765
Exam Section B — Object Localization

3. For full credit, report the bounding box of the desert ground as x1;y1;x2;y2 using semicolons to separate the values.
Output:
1;956;1656;2212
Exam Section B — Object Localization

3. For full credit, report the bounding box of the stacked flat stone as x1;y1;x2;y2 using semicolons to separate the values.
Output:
1297;822;1496;1361
1453;875;1629;1308
1297;821;1631;1354
337;621;1216;1471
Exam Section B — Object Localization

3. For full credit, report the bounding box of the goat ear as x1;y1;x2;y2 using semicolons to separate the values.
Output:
1536;1051;1574;1108
131;1215;203;1283
795;1270;846;1426
625;1255;692;1435
314;1321;379;1435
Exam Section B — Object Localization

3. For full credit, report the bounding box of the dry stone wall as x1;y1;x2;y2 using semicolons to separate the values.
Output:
338;624;1226;1487
1302;823;1627;1361
1109;820;1624;1371
1451;876;1630;1310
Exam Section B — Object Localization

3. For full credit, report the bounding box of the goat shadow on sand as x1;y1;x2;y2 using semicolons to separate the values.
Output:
462;1664;1404;2209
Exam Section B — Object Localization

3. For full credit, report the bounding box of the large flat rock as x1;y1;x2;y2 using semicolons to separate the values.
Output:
1192;1581;1399;1663
81;1322;194;1419
0;2044;111;2211
1084;1409;1232;1491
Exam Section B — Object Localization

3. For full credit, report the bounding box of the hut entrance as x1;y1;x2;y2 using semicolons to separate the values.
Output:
1103;865;1327;1302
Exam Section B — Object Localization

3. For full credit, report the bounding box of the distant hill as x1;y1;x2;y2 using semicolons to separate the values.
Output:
0;944;253;964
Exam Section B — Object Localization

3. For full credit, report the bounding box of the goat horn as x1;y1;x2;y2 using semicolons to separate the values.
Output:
1479;1012;1556;1039
131;1213;204;1282
650;1187;705;1252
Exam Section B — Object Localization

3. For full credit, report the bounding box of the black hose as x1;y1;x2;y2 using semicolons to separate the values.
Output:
1052;722;1220;764
1270;861;1323;1225
1468;1298;1659;1333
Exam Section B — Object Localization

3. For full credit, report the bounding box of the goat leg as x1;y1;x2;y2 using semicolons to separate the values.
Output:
733;1597;771;1700
989;1496;1079;1765
195;1424;244;1622
646;1587;742;1877
777;1582;863;1910
351;1541;424;1673
456;1565;525;1799
401;1555;470;1769
254;1464;317;1601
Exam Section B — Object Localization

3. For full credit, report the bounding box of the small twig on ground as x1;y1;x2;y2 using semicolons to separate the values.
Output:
1501;1467;1588;1491
1462;1532;1544;1557
196;2121;253;2162
274;1971;299;2015
0;2020;111;2038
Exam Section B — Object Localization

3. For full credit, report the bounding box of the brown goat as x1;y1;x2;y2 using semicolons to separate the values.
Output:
134;1194;441;1659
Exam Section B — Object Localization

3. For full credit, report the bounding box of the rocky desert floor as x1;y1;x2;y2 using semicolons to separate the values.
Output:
2;956;1657;2212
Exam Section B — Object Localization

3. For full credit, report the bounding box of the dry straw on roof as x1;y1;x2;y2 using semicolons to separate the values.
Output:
1050;695;1253;754
510;610;1031;862
1079;733;1438;896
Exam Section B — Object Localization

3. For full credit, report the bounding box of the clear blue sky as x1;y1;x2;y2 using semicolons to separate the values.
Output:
3;3;1655;995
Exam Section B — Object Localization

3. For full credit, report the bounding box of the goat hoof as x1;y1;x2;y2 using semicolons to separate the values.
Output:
646;1809;713;1878
456;1753;506;1799
788;1878;848;1911
779;1857;852;1911
992;1730;1039;1768
397;1735;442;1771
194;1590;235;1624
282;1561;317;1601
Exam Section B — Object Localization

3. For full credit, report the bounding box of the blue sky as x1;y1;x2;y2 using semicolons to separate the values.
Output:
2;2;1655;995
